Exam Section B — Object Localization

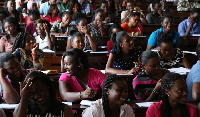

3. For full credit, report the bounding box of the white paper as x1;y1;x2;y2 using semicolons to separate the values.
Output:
136;102;154;107
192;34;200;37
62;102;72;106
168;67;190;75
55;36;69;38
0;104;18;109
80;100;95;106
42;49;55;53
90;51;109;54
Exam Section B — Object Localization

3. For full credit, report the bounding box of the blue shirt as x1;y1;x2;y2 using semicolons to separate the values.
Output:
40;2;61;15
178;19;200;36
148;27;180;47
186;60;200;101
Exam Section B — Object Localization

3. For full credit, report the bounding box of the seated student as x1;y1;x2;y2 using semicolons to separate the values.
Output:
146;73;197;117
82;75;135;117
45;4;60;24
24;2;39;24
0;9;6;34
121;0;134;23
0;17;22;53
12;33;44;70
35;19;55;50
146;0;163;24
157;33;191;69
121;12;144;36
105;31;141;74
79;0;92;16
178;8;200;37
0;52;29;104
68;1;81;18
66;17;97;51
40;0;60;17
107;24;123;53
13;71;73;117
132;50;169;101
187;44;200;101
59;48;106;102
146;15;180;50
25;10;40;36
99;0;114;23
50;11;73;36
177;0;200;11
57;0;71;12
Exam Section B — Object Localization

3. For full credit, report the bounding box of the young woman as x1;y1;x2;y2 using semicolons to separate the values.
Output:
45;4;60;23
0;17;22;53
59;48;106;102
69;1;81;17
70;32;85;50
13;71;73;117
35;19;55;50
157;33;191;69
105;31;141;74
146;73;197;117
82;75;135;117
121;12;144;36
0;52;29;104
132;50;169;101
66;17;97;51
12;33;44;70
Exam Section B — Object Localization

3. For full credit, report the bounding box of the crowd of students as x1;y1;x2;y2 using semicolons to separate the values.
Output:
0;0;200;116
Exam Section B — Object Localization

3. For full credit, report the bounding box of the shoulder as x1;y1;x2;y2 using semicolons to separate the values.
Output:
186;103;197;116
59;72;70;81
88;68;105;77
146;101;162;116
121;104;135;117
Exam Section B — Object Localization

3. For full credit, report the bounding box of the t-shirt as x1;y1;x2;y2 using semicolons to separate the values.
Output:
45;15;60;24
59;68;106;99
121;21;144;34
35;35;49;50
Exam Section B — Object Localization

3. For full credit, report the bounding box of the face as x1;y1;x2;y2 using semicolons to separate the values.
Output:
62;14;72;26
49;0;56;5
160;42;173;57
32;80;50;105
95;12;104;23
76;19;87;32
71;36;85;50
153;2;161;13
126;2;134;11
144;57;160;75
166;79;188;105
107;80;128;107
7;0;16;12
3;58;22;78
4;22;17;35
63;56;79;77
162;17;173;33
112;28;121;33
101;3;108;13
129;15;139;26
52;6;59;14
25;34;36;51
120;34;134;50
29;15;39;23
36;23;45;35
73;3;79;13
190;12;200;23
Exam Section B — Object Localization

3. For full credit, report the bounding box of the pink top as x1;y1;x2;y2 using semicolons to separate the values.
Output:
25;23;36;36
0;36;13;53
146;101;197;117
59;68;106;99
45;15;60;23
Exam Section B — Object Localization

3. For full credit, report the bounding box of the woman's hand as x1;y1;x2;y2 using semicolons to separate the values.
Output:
81;87;96;99
81;26;89;34
127;67;140;74
43;23;49;34
19;78;33;101
31;43;39;54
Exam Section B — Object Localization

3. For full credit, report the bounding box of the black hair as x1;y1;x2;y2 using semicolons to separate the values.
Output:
109;24;123;36
75;17;87;25
157;32;173;46
6;0;15;5
28;10;40;18
152;0;161;8
130;12;140;18
69;1;81;13
0;9;6;16
36;19;51;32
70;32;83;42
47;4;58;16
191;8;200;15
141;50;159;64
3;16;21;32
72;12;86;21
0;52;18;68
161;14;173;22
100;0;108;6
62;48;88;70
112;31;128;54
102;75;127;117
95;8;104;14
58;11;71;19
196;44;200;60
161;73;189;117
126;0;135;5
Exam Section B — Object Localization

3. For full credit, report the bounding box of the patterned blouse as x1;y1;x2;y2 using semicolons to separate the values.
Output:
87;23;107;41
158;48;184;69
177;0;200;11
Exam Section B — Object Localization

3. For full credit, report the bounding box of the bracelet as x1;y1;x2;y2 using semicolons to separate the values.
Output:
152;90;159;94
31;53;37;56
78;92;82;99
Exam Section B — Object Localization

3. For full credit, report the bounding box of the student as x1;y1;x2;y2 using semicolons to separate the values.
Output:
157;33;191;69
24;2;39;24
99;0;114;23
4;0;23;23
25;10;40;36
146;73;197;117
0;52;29;103
35;19;55;50
70;32;85;50
68;1;81;17
121;12;144;36
146;15;180;50
50;11;73;35
178;8;200;37
0;17;22;53
82;75;135;117
45;4;60;23
57;0;70;12
132;50;169;101
40;0;60;17
13;71;73;117
105;31;141;74
66;17;97;51
59;48;106;102
12;33;44;70
121;0;134;23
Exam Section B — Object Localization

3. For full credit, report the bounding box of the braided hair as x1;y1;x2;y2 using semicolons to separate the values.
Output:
102;75;126;117
11;32;27;53
161;73;189;117
0;52;18;68
3;16;21;33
